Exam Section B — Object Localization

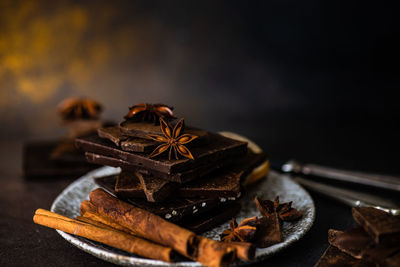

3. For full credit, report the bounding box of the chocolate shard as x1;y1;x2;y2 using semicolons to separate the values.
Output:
352;207;400;245
254;213;282;248
315;245;375;267
76;133;247;175
119;120;209;140
328;227;375;259
135;172;178;202
98;126;157;153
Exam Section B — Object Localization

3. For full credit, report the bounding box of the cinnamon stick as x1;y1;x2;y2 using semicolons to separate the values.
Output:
225;242;255;261
33;209;174;262
89;188;197;258
196;237;236;267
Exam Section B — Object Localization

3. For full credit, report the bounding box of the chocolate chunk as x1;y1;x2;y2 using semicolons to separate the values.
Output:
179;203;242;234
328;228;375;259
98;126;157;153
76;133;247;174
327;227;400;265
94;176;236;222
23;141;97;179
254;213;282;248
135;172;178;202
315;245;375;267
98;151;265;200
119;120;209;140
352;207;400;245
86;151;237;183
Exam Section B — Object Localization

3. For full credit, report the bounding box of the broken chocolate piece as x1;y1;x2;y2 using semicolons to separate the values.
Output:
328;228;375;259
179;203;241;234
315;245;375;267
76;133;247;175
352;207;400;245
254;213;282;248
98;126;157;153
135;172;178;202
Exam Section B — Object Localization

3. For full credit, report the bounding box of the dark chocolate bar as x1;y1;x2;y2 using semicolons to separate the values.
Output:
98;126;157;153
113;151;266;199
352;207;400;245
23;141;97;179
119;120;209;140
85;151;237;184
76;133;247;175
315;245;375;267
178;203;241;234
94;176;236;222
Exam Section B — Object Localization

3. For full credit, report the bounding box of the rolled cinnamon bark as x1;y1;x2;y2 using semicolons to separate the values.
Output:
89;188;197;258
225;242;255;261
80;200;97;215
196;237;236;267
33;209;173;262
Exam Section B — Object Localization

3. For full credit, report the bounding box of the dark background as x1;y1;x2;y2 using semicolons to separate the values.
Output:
1;1;399;266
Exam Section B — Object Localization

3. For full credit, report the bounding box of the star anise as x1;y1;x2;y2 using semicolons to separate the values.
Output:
58;98;102;120
147;118;198;160
254;196;302;221
124;103;176;124
220;217;258;243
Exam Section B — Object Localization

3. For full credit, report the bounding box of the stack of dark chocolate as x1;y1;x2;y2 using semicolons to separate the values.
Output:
75;104;268;233
315;207;400;267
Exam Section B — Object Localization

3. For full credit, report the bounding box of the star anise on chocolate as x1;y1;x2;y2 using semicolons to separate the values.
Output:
124;103;176;124
58;98;102;120
254;196;302;221
220;217;258;243
147;118;198;160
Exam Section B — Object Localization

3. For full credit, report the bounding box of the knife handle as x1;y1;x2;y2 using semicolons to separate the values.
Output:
282;160;400;192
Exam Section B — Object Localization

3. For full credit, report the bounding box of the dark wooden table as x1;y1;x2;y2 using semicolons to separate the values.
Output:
1;114;399;266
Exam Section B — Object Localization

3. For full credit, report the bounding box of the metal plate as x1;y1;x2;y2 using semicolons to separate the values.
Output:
51;166;315;266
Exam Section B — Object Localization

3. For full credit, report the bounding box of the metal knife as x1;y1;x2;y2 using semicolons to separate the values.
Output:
291;176;400;216
282;160;400;192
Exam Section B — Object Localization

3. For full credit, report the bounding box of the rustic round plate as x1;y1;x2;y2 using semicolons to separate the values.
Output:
51;134;315;267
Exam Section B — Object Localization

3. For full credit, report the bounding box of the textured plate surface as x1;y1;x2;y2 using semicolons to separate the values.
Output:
51;166;315;266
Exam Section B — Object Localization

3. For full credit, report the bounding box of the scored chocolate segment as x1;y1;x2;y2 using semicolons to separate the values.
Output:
135;172;179;202
119;120;209;140
352;207;400;245
98;126;157;153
